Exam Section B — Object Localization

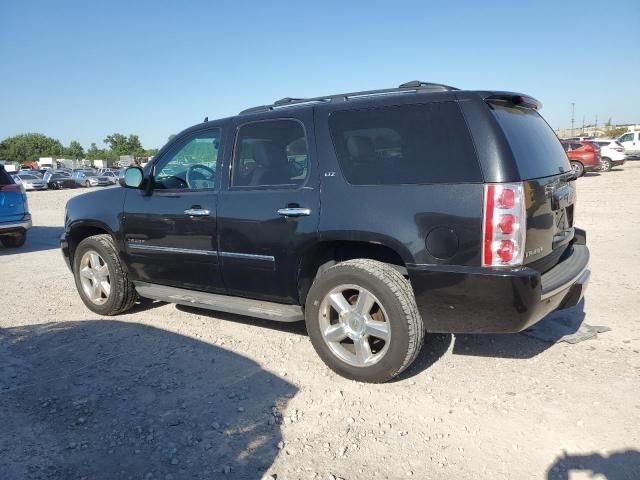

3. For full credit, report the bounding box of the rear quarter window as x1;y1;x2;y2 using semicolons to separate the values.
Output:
328;102;482;185
490;104;570;179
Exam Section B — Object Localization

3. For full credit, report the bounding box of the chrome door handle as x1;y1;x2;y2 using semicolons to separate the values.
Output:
184;208;211;217
277;207;311;217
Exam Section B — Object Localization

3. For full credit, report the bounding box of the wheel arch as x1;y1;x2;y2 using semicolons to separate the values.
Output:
67;221;120;271
297;239;409;306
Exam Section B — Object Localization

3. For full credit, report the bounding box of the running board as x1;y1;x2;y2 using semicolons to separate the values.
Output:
133;282;304;322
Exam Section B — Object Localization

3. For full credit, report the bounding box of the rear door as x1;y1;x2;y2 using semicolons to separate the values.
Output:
217;111;319;303
488;103;576;271
121;125;226;293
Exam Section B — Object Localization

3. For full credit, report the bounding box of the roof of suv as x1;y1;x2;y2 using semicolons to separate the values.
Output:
236;80;542;116
238;81;459;115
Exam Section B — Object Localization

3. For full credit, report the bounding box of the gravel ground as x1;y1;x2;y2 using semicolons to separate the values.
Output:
1;165;639;480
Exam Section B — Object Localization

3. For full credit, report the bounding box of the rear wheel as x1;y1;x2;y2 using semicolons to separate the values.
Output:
1;232;26;248
600;157;612;172
73;234;137;315
570;161;585;177
305;259;424;383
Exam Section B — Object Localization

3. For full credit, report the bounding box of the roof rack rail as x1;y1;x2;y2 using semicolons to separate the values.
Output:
239;80;458;115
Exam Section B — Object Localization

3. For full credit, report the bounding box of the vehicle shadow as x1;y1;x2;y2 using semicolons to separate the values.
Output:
583;172;601;177
394;333;452;381
176;304;308;336
0;321;297;480
0;225;64;255
546;449;640;480
452;301;587;359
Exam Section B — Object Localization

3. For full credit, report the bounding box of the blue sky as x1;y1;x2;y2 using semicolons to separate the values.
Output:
1;0;639;150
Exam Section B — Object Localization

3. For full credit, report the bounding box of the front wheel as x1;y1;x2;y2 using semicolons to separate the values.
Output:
600;157;612;172
73;234;137;315
84;180;91;188
570;161;585;177
305;259;424;383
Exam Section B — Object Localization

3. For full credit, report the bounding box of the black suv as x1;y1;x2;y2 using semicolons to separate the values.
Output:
61;81;590;382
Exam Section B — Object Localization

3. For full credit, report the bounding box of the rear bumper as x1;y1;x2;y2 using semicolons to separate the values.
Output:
407;241;590;334
583;163;602;173
0;219;32;235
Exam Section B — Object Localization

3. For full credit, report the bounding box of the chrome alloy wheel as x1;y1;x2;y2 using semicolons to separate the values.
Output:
318;284;391;367
79;250;111;305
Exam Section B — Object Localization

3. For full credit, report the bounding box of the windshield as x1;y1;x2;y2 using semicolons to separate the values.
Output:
490;104;571;179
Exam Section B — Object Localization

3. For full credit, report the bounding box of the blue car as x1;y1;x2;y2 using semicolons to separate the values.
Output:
0;164;31;248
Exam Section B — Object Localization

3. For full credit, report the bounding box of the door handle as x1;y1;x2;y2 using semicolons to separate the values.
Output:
277;207;311;217
184;208;211;217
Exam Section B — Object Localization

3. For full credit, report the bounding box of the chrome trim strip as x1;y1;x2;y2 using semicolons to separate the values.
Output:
219;251;275;262
0;220;32;231
128;244;217;256
127;243;275;261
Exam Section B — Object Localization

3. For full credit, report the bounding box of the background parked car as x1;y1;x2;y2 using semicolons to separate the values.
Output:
560;139;602;176
43;170;77;190
591;139;626;171
12;172;47;190
72;171;112;188
618;131;640;158
100;170;119;184
0;164;31;248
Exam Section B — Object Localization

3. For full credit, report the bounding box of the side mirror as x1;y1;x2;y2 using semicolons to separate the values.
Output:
119;167;144;188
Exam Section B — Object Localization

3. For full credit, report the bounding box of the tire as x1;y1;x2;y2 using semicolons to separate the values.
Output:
85;180;91;188
73;234;137;315
600;157;612;172
570;161;585;177
1;232;26;248
305;259;424;383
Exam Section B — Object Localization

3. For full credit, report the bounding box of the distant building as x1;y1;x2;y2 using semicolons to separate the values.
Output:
555;123;640;139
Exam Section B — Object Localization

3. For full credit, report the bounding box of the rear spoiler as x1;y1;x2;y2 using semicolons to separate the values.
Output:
485;92;542;111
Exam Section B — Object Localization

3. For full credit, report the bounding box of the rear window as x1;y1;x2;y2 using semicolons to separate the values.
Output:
328;102;482;185
0;167;15;186
490;104;570;179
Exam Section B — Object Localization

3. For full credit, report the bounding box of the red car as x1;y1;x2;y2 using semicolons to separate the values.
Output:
560;140;602;177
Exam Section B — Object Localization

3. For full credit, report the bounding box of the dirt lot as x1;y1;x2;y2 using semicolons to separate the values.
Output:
1;165;639;480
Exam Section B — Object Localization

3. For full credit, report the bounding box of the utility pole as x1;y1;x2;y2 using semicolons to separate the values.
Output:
582;116;585;134
595;114;598;136
571;102;575;136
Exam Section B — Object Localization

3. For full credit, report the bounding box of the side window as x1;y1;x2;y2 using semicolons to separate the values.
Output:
619;133;632;143
231;120;308;188
154;129;221;190
328;102;481;185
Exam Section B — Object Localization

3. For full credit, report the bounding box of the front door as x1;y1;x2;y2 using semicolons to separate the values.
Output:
619;132;639;155
122;125;226;293
218;113;320;303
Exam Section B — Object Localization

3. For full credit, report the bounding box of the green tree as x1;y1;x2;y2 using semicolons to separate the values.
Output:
104;133;145;156
86;142;100;160
0;133;64;164
65;140;85;159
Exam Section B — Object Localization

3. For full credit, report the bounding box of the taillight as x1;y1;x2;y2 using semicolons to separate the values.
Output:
0;184;22;193
614;147;624;152
483;183;526;267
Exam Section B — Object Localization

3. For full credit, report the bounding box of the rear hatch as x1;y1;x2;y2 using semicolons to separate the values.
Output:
489;102;576;272
0;168;26;223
